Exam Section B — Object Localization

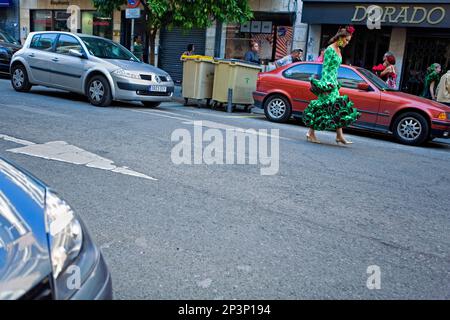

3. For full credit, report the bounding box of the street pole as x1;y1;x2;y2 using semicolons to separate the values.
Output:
130;18;135;54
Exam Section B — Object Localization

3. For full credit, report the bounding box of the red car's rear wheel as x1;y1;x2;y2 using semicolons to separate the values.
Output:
264;94;292;123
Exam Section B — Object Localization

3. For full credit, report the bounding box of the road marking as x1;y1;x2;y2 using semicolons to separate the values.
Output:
0;103;69;118
1;134;156;181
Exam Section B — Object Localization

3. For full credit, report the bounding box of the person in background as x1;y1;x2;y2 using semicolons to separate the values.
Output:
133;36;143;61
421;63;442;100
180;44;195;60
315;48;326;62
379;53;397;89
436;69;450;106
244;41;261;64
275;49;303;68
372;52;394;80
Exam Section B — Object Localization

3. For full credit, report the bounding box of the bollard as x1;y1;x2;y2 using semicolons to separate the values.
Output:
227;88;233;113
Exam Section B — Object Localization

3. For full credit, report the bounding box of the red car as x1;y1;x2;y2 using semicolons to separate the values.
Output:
253;62;450;146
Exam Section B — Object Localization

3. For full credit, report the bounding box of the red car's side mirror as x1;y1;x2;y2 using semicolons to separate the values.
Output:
357;82;370;91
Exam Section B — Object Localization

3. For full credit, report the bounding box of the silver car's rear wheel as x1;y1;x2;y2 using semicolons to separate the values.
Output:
13;69;24;87
11;64;32;92
86;75;112;107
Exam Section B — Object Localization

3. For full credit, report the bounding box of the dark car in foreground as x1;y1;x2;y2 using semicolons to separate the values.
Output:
253;62;450;146
0;157;112;300
0;30;21;75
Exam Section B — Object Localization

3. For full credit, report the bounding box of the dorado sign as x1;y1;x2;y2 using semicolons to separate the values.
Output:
352;5;446;26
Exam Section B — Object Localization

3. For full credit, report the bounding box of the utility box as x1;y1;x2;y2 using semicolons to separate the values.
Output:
212;59;262;105
181;55;215;105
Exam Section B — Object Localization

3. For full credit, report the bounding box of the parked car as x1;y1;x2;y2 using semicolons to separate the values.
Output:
0;157;113;300
0;29;21;75
10;31;174;107
253;62;450;146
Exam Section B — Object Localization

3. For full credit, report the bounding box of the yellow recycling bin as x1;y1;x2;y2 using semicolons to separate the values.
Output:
212;59;262;108
181;55;215;106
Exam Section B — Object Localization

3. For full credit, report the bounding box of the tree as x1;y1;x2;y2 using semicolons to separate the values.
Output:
92;0;253;65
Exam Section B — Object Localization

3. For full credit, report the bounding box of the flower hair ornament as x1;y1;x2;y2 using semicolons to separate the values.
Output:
346;25;355;35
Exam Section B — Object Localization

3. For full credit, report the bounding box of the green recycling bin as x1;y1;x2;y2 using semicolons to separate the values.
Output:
212;59;262;106
181;55;215;106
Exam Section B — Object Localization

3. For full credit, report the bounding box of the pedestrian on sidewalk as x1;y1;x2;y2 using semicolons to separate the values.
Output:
315;48;326;63
133;36;143;61
180;44;195;61
244;41;261;65
275;49;303;68
421;63;442;100
436;69;450;106
302;26;361;145
379;53;397;89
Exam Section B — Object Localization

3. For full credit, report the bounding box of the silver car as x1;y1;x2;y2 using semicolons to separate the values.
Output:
10;31;174;107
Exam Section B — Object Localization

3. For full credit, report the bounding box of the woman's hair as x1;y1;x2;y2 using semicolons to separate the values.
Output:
329;26;355;44
385;53;396;65
426;63;441;75
187;44;194;52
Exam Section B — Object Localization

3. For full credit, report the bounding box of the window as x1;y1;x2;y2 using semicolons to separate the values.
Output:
30;34;57;51
81;11;113;39
283;64;321;82
337;67;365;89
56;34;83;55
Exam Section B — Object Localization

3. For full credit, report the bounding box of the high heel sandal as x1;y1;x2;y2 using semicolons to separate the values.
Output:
336;137;353;145
306;133;321;144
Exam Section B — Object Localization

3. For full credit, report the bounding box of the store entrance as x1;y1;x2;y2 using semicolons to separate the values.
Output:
320;25;391;69
401;29;450;96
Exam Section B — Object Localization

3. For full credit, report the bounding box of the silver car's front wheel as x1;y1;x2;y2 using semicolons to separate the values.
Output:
89;80;105;102
11;64;32;92
86;75;112;107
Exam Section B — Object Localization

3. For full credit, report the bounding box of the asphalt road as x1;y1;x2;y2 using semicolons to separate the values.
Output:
0;78;449;299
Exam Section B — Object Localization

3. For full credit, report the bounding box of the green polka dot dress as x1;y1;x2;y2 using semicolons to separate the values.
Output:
303;47;360;131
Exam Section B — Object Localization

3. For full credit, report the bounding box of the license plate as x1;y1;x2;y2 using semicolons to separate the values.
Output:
149;85;167;92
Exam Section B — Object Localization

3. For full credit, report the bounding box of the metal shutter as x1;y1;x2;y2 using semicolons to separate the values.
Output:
158;27;206;83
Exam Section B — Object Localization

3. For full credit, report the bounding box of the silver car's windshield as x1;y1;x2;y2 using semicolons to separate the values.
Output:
80;36;139;62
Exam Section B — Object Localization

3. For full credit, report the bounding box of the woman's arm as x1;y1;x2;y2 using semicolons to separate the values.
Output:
430;81;436;100
380;65;392;77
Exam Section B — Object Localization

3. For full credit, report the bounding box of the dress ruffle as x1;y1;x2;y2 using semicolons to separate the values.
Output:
303;94;360;131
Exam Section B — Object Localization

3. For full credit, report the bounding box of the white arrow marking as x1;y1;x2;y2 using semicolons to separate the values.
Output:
1;134;157;181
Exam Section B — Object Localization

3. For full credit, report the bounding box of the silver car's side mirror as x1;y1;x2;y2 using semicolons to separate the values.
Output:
69;49;84;58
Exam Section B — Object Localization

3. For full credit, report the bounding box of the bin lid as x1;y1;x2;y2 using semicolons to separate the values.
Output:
182;54;214;62
213;58;262;70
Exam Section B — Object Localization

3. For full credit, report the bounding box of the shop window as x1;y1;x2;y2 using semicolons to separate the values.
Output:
31;10;52;32
56;34;83;55
283;64;321;82
225;23;293;63
81;11;113;39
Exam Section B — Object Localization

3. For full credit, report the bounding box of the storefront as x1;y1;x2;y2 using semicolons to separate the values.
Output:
20;0;121;42
0;0;19;40
224;11;297;64
302;0;450;95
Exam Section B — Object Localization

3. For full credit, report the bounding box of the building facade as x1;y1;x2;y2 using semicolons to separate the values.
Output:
301;0;450;95
19;0;121;43
0;0;19;40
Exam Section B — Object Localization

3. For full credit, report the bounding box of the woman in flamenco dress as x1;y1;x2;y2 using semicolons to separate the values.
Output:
303;26;361;144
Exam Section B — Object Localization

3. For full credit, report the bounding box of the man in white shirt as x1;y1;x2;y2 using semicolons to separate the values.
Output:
275;49;303;68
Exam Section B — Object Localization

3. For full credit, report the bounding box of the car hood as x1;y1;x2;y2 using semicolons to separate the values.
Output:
381;90;450;111
107;59;170;76
0;158;51;300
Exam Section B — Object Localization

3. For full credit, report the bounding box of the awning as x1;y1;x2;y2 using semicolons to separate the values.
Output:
253;11;297;26
0;0;11;7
